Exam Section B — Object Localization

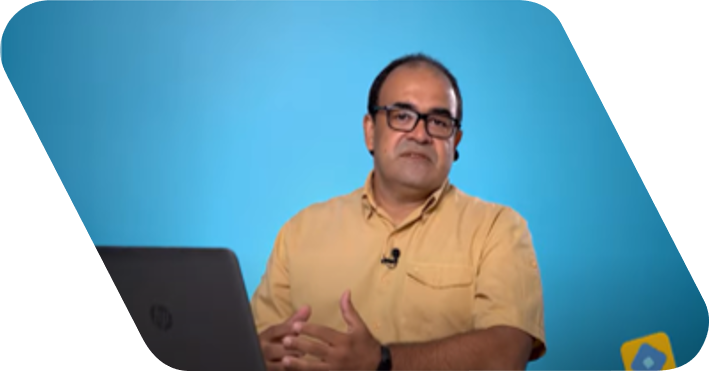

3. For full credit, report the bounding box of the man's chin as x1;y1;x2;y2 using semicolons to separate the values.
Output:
394;175;438;192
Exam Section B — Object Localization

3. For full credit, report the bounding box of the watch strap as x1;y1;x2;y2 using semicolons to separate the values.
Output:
377;345;392;371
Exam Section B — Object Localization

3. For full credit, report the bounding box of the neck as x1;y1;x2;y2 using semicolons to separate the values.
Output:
371;170;436;225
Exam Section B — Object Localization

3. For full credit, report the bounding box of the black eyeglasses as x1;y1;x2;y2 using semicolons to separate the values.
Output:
372;105;460;139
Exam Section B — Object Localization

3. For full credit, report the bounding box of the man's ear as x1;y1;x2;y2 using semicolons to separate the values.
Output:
453;129;463;161
364;113;375;156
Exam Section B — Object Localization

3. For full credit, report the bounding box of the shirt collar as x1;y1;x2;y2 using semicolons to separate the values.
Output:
361;172;377;219
360;170;451;220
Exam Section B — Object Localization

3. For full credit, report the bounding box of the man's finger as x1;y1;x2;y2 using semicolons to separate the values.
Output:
285;350;305;358
294;322;346;346
262;306;312;341
266;361;285;371
287;305;312;324
262;342;304;361
262;323;295;342
263;342;291;361
282;355;329;371
283;335;330;360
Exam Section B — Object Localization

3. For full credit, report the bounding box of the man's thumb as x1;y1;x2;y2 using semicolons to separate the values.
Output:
340;290;361;332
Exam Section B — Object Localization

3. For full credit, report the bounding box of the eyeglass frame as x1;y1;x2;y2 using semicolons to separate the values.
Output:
371;104;461;139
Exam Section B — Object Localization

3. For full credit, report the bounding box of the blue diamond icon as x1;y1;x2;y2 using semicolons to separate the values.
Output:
643;357;654;368
631;343;666;370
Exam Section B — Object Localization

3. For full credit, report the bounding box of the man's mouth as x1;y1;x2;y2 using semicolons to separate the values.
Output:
400;152;430;161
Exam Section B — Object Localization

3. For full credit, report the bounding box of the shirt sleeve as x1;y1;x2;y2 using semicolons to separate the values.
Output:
250;220;295;335
472;206;547;360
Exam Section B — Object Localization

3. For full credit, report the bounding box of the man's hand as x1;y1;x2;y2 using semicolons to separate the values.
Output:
258;306;312;371
282;290;381;371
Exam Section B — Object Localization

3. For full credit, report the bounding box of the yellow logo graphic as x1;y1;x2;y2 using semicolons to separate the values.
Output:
621;332;676;370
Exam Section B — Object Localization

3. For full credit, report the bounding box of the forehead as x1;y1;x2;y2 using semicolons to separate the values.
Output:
379;63;457;113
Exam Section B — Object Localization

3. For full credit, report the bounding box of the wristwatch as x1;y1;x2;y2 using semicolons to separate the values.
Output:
377;345;392;371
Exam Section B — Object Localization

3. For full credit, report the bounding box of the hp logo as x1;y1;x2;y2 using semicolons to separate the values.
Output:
150;304;173;331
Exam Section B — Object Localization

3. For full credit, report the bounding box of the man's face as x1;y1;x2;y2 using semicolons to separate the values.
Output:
364;64;462;193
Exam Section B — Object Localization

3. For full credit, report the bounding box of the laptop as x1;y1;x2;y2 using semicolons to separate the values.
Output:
96;246;267;371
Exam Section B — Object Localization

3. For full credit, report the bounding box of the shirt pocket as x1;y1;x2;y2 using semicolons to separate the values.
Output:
398;262;476;340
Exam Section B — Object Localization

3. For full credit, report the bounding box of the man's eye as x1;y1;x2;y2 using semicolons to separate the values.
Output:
431;118;452;127
393;111;414;121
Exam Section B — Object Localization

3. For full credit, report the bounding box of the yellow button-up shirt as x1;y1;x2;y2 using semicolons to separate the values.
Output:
251;172;546;359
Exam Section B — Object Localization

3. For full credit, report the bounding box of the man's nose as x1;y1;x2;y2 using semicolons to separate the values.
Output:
408;118;432;143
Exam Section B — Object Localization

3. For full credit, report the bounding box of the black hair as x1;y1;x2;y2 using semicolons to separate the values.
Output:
366;53;463;161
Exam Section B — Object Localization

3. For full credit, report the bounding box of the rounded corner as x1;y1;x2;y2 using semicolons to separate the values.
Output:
657;331;671;342
111;309;185;371
141;341;186;371
619;340;631;351
2;0;45;35
529;1;561;22
529;1;565;29
675;331;709;370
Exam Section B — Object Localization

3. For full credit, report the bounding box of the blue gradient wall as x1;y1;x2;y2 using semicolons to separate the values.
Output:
2;1;706;369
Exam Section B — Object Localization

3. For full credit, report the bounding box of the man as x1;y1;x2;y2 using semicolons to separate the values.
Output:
250;53;546;371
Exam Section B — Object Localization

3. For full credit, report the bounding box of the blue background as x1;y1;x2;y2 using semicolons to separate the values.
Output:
2;1;706;369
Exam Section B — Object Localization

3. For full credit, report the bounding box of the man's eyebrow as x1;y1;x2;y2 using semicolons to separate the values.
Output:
390;102;453;117
390;102;417;110
428;107;454;117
